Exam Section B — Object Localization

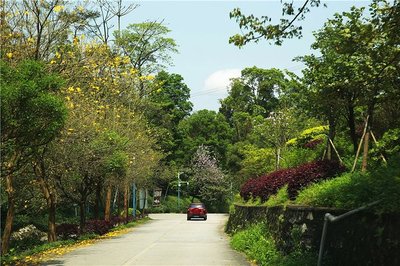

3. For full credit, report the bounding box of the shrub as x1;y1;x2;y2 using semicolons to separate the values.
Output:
84;220;112;235
295;160;400;212
10;225;47;251
56;223;79;240
230;223;317;266
240;160;346;202
265;185;290;207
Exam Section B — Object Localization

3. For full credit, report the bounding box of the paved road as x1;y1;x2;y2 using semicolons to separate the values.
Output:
43;214;249;266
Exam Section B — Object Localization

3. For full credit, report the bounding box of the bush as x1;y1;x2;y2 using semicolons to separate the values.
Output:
230;223;317;266
56;223;79;240
295;160;400;212
10;225;47;251
84;220;112;235
240;160;345;202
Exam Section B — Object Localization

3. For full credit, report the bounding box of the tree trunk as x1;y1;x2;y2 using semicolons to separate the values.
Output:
123;184;129;223
47;198;57;242
1;173;15;255
326;114;336;160
79;201;86;233
94;182;102;219
35;161;57;242
1;151;20;255
348;103;358;155
104;184;112;222
38;180;57;242
361;130;370;172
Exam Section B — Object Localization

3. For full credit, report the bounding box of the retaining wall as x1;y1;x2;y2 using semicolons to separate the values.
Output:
226;204;400;265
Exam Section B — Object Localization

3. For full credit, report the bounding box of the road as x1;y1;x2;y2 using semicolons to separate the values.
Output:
43;213;249;266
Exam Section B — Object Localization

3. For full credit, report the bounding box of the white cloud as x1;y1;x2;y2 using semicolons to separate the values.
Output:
204;69;241;92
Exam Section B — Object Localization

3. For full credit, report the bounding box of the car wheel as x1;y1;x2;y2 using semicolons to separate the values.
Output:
187;216;190;221
204;216;207;221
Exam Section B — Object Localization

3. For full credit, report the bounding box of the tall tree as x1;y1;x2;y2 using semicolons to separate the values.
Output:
178;110;233;167
114;22;178;97
0;60;66;254
146;71;193;162
190;146;229;212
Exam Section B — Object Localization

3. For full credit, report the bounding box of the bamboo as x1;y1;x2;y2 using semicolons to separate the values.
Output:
352;116;369;172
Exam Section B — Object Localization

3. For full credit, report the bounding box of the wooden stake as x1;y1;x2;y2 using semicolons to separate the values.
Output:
370;131;387;164
352;116;369;172
328;138;343;164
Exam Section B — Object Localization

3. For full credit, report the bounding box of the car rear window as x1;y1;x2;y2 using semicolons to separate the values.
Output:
190;203;204;208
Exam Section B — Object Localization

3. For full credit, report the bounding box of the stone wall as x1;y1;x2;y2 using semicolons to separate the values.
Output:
226;204;400;265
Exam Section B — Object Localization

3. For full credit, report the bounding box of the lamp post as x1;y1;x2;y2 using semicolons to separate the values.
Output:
177;172;181;211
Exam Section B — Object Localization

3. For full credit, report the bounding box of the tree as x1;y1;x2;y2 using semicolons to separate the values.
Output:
1;0;95;61
114;22;178;97
298;2;400;169
229;0;324;46
146;71;193;162
178;110;233;167
0;60;66;254
220;67;290;120
190;146;230;212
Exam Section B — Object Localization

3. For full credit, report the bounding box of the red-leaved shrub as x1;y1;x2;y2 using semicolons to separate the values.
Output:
84;220;112;235
240;160;346;201
56;223;79;240
303;139;324;149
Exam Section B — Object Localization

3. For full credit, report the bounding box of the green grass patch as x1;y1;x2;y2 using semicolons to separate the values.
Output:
230;223;317;266
295;163;400;212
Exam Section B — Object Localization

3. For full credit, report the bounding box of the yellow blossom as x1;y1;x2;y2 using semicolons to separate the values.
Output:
53;5;64;12
6;52;13;59
50;60;56;64
27;37;34;43
55;51;61;58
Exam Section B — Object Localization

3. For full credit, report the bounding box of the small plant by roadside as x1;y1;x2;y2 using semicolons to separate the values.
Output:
9;225;47;252
230;223;317;266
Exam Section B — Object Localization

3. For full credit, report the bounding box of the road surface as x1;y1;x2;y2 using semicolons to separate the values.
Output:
43;213;249;265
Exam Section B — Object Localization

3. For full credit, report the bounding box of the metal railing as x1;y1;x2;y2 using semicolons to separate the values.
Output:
317;200;382;266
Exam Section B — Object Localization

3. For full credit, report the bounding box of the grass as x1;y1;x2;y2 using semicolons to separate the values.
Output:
295;164;400;212
230;223;317;266
1;217;150;266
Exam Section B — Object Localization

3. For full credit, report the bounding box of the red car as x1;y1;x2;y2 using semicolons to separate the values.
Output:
187;203;207;221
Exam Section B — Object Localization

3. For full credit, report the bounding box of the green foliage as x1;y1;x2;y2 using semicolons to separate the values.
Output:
238;145;276;182
295;159;400;213
149;195;199;213
0;59;66;150
114;22;178;78
265;185;290;207
229;1;323;46
286;125;328;147
230;223;317;266
231;223;279;265
178;110;233;165
371;128;400;162
280;146;324;169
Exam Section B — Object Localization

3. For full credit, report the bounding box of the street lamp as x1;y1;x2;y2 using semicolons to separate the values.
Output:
177;172;189;212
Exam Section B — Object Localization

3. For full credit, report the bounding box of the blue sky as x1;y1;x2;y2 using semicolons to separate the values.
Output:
122;1;369;111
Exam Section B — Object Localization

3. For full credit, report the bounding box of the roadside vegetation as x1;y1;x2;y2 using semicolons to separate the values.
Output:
230;223;317;266
1;218;150;266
